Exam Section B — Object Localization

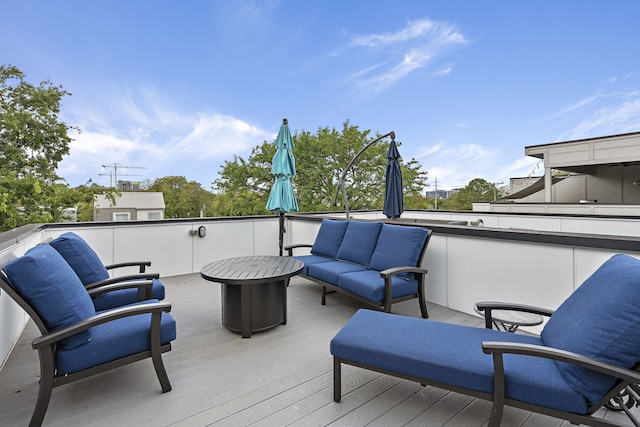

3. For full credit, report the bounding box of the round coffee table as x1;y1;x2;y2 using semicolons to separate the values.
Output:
474;304;544;333
201;256;303;338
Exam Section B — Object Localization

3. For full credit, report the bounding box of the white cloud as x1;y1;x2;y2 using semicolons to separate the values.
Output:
58;87;273;186
346;18;468;94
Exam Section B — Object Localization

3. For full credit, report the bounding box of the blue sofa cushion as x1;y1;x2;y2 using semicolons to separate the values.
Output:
310;219;349;258
56;301;176;374
338;270;419;303
336;221;383;266
307;261;367;286
541;254;640;405
50;232;110;285
331;309;588;414
369;224;428;278
292;254;334;275
91;278;166;311
4;244;95;349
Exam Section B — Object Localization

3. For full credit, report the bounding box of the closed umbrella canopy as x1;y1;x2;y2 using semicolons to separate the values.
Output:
266;119;298;254
383;138;404;219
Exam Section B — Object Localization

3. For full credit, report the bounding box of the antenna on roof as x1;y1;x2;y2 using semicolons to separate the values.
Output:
99;163;148;187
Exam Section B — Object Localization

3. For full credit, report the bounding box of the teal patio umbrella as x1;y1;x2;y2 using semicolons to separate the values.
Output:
383;137;404;219
266;118;298;255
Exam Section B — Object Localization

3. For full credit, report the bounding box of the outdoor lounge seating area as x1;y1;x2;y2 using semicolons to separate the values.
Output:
287;219;432;317
3;215;640;426
2;269;640;426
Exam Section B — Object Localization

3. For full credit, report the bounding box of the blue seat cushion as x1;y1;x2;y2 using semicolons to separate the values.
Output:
338;270;419;303
541;254;640;405
50;232;110;285
369;224;429;278
56;300;176;374
91;278;166;311
331;309;588;414
4;244;95;349
310;219;349;258
292;254;334;275
335;221;383;266
307;261;367;286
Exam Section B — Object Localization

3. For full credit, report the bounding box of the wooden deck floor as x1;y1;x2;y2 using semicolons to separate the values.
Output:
0;274;636;426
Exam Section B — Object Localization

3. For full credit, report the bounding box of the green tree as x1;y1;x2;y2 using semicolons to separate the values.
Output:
0;64;78;231
213;120;428;215
148;176;215;218
441;178;499;210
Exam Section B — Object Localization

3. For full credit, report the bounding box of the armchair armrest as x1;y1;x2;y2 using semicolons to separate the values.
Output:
32;302;172;349
483;341;640;387
105;261;152;274
87;279;154;298
85;273;160;290
284;243;313;256
475;301;554;330
380;266;428;278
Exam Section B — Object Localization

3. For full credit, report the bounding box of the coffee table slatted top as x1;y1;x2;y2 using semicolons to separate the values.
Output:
201;256;303;285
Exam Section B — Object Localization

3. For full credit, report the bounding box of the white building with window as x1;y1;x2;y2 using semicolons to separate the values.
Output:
93;192;165;221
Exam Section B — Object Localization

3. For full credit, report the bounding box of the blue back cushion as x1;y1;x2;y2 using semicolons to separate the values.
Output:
541;254;640;404
311;219;349;258
5;244;95;349
369;224;429;276
50;232;109;285
336;221;383;266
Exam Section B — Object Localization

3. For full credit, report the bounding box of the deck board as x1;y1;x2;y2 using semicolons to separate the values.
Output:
0;273;637;426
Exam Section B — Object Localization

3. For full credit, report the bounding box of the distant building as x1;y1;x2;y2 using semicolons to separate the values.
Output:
475;131;640;215
117;180;142;191
426;189;459;199
93;192;165;221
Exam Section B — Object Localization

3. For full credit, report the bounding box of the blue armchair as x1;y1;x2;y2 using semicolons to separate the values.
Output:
331;254;640;426
49;232;166;310
0;245;176;427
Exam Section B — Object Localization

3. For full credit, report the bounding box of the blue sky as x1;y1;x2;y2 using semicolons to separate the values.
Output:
3;1;640;191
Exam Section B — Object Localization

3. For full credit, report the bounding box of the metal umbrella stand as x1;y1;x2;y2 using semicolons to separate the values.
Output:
266;119;298;255
383;137;404;219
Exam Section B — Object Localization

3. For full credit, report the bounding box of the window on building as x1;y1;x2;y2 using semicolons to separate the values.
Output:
113;212;130;221
147;212;161;220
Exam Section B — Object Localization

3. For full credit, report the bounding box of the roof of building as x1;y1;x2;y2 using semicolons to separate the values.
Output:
94;192;166;210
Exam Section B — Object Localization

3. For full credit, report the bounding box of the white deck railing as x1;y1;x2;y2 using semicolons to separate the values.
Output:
2;211;640;370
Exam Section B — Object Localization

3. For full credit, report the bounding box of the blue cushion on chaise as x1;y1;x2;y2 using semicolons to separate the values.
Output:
541;253;640;405
331;309;588;414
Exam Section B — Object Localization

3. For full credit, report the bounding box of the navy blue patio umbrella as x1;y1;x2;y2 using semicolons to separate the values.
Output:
383;137;404;219
266;119;298;255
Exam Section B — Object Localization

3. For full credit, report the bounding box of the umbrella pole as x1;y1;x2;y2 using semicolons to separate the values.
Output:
279;212;285;256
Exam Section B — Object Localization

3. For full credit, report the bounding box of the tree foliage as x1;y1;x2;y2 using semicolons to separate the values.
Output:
148;176;215;218
214;120;429;215
439;178;500;210
0;64;79;231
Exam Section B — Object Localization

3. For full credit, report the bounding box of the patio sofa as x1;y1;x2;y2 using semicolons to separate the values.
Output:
286;219;432;317
330;253;640;426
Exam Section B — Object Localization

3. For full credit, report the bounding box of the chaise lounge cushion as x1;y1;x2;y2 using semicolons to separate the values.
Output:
56;299;177;374
368;224;428;279
49;232;109;285
4;244;95;349
335;221;383;266
541;253;640;405
331;309;588;414
338;270;419;302
310;219;349;258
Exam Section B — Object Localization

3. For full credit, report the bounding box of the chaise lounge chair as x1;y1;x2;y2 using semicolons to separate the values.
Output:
331;253;640;426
